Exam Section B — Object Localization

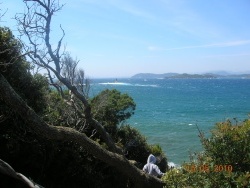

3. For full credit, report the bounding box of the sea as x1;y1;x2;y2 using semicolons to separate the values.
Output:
90;78;250;166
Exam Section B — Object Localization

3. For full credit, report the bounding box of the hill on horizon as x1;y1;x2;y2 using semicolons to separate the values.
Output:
131;72;250;79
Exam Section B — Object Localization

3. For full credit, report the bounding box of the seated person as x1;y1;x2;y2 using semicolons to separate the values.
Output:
143;154;164;177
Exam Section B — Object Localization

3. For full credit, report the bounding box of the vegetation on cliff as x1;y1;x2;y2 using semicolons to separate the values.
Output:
162;119;250;187
0;1;249;187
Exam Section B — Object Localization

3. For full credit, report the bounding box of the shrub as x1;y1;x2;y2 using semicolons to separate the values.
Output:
162;118;250;187
203;119;250;172
90;89;136;136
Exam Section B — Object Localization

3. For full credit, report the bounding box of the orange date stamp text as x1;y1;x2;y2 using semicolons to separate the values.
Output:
183;164;233;173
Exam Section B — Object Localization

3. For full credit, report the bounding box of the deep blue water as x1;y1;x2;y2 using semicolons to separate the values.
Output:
90;78;250;165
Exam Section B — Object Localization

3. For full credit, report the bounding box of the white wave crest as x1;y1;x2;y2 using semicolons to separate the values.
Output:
98;82;158;87
134;84;159;87
99;82;132;86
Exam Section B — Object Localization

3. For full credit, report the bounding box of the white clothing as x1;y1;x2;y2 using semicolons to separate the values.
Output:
143;154;164;177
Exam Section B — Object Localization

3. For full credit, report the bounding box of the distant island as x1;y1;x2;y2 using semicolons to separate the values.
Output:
131;72;250;79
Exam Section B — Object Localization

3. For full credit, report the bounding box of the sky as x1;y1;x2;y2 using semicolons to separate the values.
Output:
1;0;250;78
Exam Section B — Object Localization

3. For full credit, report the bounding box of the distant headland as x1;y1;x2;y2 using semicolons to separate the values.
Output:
131;72;250;79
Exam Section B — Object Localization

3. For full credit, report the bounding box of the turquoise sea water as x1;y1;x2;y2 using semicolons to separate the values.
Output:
90;78;250;165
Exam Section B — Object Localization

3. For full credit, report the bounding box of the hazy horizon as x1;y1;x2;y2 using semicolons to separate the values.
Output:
2;0;250;78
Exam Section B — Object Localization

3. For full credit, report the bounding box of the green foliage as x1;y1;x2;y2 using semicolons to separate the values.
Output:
203;119;250;172
43;90;69;125
0;27;21;64
90;89;136;137
150;144;163;156
162;167;245;188
91;89;136;125
0;26;49;114
162;119;250;188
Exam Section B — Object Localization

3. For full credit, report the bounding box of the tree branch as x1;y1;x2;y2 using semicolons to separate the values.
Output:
0;158;43;188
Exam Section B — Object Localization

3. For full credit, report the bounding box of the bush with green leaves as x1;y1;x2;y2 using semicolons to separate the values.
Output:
162;118;250;187
203;119;250;172
90;89;136;135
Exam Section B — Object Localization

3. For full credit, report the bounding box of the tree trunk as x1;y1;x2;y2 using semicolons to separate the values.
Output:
0;73;164;188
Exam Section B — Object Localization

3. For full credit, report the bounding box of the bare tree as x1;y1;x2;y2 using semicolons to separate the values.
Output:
62;54;78;85
15;0;121;154
61;54;91;131
61;53;90;98
45;53;91;131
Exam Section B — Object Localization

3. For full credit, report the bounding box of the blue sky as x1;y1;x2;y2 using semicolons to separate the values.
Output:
1;0;250;78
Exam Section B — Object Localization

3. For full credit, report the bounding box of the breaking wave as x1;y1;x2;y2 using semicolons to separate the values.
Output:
98;82;158;87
